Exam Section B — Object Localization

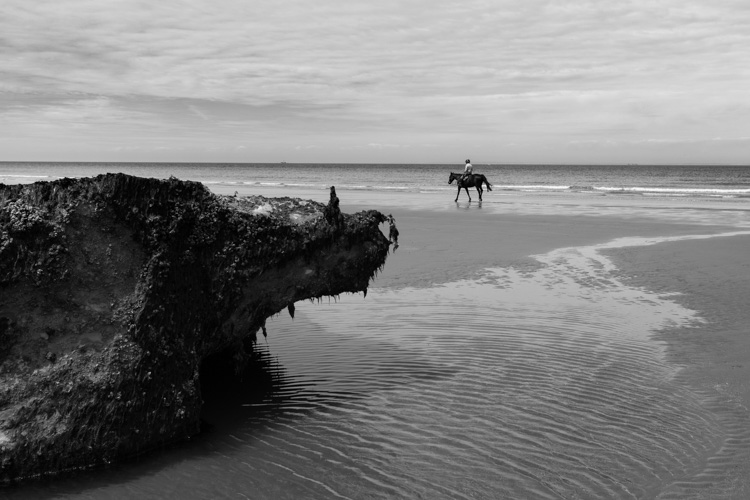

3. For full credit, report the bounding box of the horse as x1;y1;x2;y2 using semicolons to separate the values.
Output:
448;172;493;202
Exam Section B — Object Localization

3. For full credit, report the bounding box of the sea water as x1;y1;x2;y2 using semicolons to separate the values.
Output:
2;162;750;199
3;163;750;498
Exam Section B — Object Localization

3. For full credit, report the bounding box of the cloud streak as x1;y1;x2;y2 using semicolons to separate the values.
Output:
1;0;749;162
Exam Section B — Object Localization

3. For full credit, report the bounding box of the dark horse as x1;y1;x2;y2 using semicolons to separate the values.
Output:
449;172;493;202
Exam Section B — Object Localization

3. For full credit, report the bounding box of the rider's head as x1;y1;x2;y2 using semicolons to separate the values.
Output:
465;159;471;163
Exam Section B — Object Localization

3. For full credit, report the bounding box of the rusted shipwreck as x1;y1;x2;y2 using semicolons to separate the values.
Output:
0;174;396;482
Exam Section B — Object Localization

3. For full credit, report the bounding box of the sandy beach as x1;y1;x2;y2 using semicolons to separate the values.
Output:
383;202;750;498
202;185;750;498
2;0;748;491
603;236;750;499
6;182;750;499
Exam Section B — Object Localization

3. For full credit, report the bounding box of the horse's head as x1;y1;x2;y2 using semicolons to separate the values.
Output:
448;172;457;184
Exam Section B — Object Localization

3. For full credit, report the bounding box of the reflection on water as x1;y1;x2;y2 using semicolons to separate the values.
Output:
8;235;744;499
454;200;483;211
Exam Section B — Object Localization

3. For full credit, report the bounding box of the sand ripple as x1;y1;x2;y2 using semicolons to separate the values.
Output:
9;235;741;500
192;249;726;499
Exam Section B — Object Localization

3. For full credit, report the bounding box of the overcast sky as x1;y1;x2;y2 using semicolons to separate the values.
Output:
1;0;749;164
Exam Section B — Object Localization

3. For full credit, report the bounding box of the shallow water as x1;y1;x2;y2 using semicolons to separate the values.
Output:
8;232;743;499
5;164;750;498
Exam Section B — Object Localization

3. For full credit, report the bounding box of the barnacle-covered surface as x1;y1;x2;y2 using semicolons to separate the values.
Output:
0;174;395;483
225;195;325;225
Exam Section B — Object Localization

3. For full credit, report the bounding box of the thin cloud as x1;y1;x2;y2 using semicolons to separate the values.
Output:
1;0;749;162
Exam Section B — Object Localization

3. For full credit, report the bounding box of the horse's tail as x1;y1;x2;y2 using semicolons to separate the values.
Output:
483;175;493;191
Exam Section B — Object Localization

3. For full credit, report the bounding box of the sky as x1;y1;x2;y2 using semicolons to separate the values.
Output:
1;0;749;164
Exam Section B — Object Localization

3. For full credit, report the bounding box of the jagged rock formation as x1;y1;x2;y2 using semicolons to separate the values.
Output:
0;174;395;483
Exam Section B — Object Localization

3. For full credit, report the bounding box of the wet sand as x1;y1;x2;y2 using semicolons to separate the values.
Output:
604;235;750;409
361;208;738;291
208;184;750;497
5;184;749;499
603;235;750;499
348;195;750;498
210;182;745;289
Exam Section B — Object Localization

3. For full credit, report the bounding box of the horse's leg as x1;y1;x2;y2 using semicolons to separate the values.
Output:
464;187;471;202
455;186;461;202
477;187;483;201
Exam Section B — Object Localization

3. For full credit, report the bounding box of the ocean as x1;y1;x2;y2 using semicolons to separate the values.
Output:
2;162;750;199
3;162;750;499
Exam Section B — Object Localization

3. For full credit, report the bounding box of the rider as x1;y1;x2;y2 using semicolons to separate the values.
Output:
460;159;473;184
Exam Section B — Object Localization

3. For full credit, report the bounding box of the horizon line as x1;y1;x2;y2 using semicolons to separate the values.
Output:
2;160;749;167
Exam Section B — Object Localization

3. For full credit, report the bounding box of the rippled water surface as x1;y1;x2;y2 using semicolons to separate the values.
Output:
11;234;743;499
6;163;750;498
